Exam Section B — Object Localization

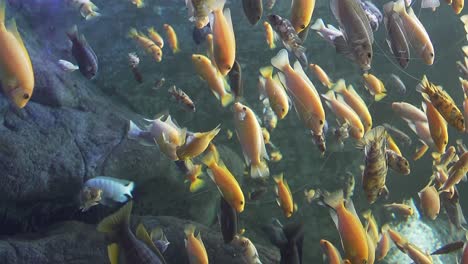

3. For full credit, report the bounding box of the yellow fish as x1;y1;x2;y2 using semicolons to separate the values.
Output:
291;0;316;33
147;27;164;48
202;145;245;212
177;125;220;160
184;225;209;264
163;24;180;54
309;63;333;88
259;66;289;119
423;100;448;154
263;21;276;49
184;160;204;193
128;29;162;62
363;73;387;101
233;102;269;179
192;54;233;106
211;0;236;75
131;0;145;8
273;173;296;218
0;0;34;108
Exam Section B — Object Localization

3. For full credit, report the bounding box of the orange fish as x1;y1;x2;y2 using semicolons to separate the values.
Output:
0;1;34;108
321;190;368;264
128;28;162;62
273;173;296;218
309;63;333;88
202;145;245;213
439;151;468;192
383;202;414;217
233;102;269;179
176;125;220;160
418;182;440;220
192;54;233;107
322;90;364;140
259;66;289;119
147;27;164;48
386;134;402;156
263;21;276;49
423;100;448;154
163;24;180;54
291;0;316;33
333;80;372;132
271;49;326;152
363;73;387;101
211;0;236;75
320;239;343;264
376;224;391;261
184;225;209;264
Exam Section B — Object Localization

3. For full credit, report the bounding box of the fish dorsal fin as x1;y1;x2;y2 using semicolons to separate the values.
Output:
7;19;32;68
293;61;318;97
196;231;206;248
136;224;167;264
223;8;234;34
107;243;120;264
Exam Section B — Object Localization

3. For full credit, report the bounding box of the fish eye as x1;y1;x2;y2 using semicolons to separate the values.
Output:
430;53;434;57
242;107;246;111
301;24;305;29
367;53;372;58
319;120;323;125
23;93;30;99
240;201;244;205
282;108;285;113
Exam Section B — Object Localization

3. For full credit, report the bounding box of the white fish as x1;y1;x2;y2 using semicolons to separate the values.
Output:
310;18;343;46
58;59;79;72
83;176;134;206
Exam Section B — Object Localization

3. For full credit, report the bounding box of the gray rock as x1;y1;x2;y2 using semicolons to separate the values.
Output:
0;217;279;264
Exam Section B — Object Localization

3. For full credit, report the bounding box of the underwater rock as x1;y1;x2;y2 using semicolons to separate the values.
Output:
0;216;279;264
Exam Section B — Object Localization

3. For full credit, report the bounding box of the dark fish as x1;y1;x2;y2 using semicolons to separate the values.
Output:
242;0;263;25
192;23;211;45
441;187;468;230
431;241;465;255
67;25;98;79
383;2;410;68
263;219;304;264
153;78;166;90
248;186;268;201
97;201;167;264
330;0;374;70
220;196;238;243
228;60;242;99
267;14;308;67
388;74;406;95
132;67;143;83
361;0;383;31
456;60;468;79
386;149;410;175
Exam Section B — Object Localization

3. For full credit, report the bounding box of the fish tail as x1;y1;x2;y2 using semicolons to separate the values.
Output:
270;42;276;50
259;66;274;79
137;0;145;8
271;49;289;72
208;124;221;139
173;46;181;54
85;10;101;20
273;173;283;184
127;120;143;139
332;79;346;93
321;89;336;102
97;201;133;235
310;18;325;31
221;92;234;107
0;0;5;24
393;0;407;14
148;27;155;34
320;190;344;211
201;148;218;167
189;176;205;192
184;224;196;237
128;28;139;39
66;25;79;42
374;92;387;101
250;160;270;179
357;125;387;149
212;0;226;11
126;181;135;197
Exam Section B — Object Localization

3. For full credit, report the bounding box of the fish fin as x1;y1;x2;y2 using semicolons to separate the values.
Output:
212;0;226;11
184;224;196;238
107;243;119;264
310;18;325;31
356;125;386;150
97;201;132;234
128;28;139;39
271;49;290;72
196;231;205;247
276;72;288;91
67;24;79;42
7;19;29;62
250;160;269;179
223;8;234;33
320;190;344;211
201;148;217;167
332;79;346;93
258;76;267;101
421;0;440;8
84;10;101;20
189;177;205;192
150;227;164;241
259;66;274;79
125;182;135;198
273;173;283;184
127;120;143;139
329;0;342;25
393;0;408;15
136;224;167;263
293;61;318;97
374;92;387;101
221;92;234;107
0;0;5;24
321;90;336;106
334;36;352;58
